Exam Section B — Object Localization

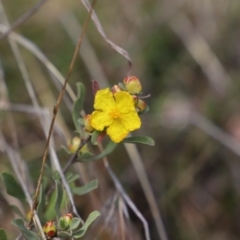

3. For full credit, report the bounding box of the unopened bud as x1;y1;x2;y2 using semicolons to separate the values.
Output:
136;99;147;113
123;76;142;94
132;95;138;105
111;85;122;93
84;114;94;133
59;213;73;230
43;221;57;238
68;137;81;153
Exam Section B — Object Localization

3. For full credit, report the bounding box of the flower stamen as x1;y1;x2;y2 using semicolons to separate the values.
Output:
109;108;120;119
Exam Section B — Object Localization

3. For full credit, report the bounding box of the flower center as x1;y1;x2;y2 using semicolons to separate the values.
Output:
109;108;121;119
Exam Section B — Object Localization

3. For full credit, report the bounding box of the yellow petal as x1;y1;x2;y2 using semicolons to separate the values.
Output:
107;119;129;143
114;91;135;113
94;88;115;111
91;111;113;131
120;111;141;131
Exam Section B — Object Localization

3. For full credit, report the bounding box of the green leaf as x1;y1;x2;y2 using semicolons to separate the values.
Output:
66;172;80;183
72;180;98;196
55;180;63;219
72;211;100;238
80;140;117;163
69;217;81;230
1;172;25;201
58;231;72;238
10;205;25;219
123;136;155;146
77;118;84;125
91;130;104;145
12;218;39;240
37;184;45;219
61;145;71;155
53;171;61;181
0;229;8;240
72;82;85;133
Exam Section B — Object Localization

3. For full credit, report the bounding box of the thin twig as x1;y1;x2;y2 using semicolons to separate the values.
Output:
0;0;49;42
30;0;98;225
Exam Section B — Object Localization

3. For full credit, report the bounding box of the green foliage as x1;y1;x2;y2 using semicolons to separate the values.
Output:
80;140;117;163
72;211;100;238
10;205;25;219
0;229;7;240
72;82;86;134
1;172;25;201
72;180;98;196
69;217;81;230
91;130;104;145
37;184;45;219
55;180;63;219
11;218;39;240
123;136;155;146
66;172;80;183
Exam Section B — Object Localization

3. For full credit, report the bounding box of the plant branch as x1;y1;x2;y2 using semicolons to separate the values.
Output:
29;0;97;225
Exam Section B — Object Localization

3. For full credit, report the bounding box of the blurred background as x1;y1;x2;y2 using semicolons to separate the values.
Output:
1;0;240;239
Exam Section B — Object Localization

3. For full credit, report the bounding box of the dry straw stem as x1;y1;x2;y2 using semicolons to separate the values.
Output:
169;13;230;96
29;0;98;225
0;0;49;42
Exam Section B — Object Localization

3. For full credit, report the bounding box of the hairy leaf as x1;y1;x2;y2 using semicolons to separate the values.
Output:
72;211;100;238
69;217;81;230
54;180;63;219
1;172;25;201
72;82;85;133
72;180;98;196
123;136;155;146
80;140;117;163
12;218;39;240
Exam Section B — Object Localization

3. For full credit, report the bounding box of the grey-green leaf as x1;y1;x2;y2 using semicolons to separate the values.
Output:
0;229;8;240
69;217;81;230
1;172;25;201
72;180;98;196
123;136;155;146
58;231;72;238
54;180;63;219
11;218;39;240
72;82;85;133
10;205;25;219
72;211;100;238
37;184;45;218
80;140;117;163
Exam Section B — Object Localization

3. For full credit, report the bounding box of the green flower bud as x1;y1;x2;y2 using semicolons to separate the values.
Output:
59;213;73;230
123;76;142;94
43;221;57;239
68;137;81;153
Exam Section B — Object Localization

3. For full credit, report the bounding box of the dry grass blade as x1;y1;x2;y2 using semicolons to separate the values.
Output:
0;0;49;42
169;13;230;96
80;0;132;73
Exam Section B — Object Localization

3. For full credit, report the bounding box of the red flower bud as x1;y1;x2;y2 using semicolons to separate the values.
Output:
123;76;142;94
43;221;57;238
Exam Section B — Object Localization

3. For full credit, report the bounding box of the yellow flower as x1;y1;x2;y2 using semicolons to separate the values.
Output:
90;88;141;143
